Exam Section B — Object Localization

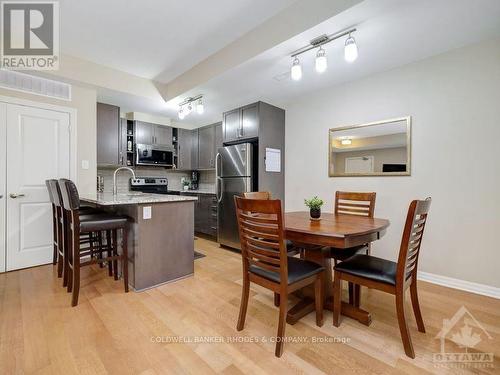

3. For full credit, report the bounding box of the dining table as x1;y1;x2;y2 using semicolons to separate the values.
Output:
284;211;390;326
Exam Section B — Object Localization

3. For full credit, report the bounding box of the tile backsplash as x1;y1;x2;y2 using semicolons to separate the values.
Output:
97;167;215;193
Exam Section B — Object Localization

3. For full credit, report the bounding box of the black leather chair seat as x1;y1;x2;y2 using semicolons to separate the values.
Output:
329;244;368;261
334;254;397;285
79;213;128;232
250;256;324;284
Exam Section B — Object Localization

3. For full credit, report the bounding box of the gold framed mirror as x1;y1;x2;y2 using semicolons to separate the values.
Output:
329;116;411;177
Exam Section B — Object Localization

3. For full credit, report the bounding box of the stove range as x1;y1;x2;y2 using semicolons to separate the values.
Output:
130;177;180;195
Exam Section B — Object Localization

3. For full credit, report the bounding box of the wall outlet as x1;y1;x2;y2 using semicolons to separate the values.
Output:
81;160;89;170
143;206;152;220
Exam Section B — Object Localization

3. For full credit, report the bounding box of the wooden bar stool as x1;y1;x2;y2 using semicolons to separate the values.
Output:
333;198;431;358
234;196;324;357
58;179;130;306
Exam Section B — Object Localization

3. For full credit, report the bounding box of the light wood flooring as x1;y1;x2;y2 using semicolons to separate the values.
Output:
1;237;499;374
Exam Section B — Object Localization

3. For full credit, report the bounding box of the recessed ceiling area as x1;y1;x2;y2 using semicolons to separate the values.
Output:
168;0;500;126
78;0;500;127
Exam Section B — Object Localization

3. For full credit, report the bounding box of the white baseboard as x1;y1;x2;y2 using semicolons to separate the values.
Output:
418;271;500;299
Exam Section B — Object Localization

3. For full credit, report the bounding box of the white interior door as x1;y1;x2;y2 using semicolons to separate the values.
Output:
0;103;6;273
6;104;70;271
345;156;374;174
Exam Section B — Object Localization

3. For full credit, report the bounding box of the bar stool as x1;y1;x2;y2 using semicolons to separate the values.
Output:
45;179;102;286
58;179;129;306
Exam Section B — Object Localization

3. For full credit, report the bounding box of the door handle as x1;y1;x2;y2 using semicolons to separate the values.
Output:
9;193;25;198
216;177;223;203
0;194;3;199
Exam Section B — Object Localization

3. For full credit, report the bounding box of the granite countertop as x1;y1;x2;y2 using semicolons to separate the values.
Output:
177;189;216;195
80;192;198;206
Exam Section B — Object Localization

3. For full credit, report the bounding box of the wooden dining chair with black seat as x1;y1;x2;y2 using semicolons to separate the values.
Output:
327;191;376;306
332;198;431;358
234;196;324;357
243;191;302;307
58;179;130;306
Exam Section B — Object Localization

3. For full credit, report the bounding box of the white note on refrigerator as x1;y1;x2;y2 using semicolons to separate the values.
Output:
265;148;281;172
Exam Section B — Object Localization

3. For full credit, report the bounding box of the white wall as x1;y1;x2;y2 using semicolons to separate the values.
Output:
284;38;500;288
0;84;97;194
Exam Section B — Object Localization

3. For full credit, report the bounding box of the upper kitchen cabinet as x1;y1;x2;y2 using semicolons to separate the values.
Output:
215;122;223;152
223;102;259;143
177;128;192;170
97;102;122;166
135;121;154;145
222;108;240;143
198;125;216;169
191;129;199;170
135;121;173;147
153;124;173;146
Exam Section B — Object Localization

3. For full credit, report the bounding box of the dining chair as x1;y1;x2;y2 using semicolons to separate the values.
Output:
328;191;376;305
243;191;302;307
58;179;130;306
332;198;431;358
234;196;324;357
45;180;61;270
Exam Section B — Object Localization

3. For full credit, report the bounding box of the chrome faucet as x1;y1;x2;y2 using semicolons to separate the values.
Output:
113;167;136;195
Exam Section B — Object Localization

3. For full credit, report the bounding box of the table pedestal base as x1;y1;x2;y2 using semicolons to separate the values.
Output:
286;296;372;326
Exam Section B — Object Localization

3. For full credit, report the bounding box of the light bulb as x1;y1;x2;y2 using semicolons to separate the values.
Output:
196;99;204;114
186;102;192;114
341;138;352;145
290;57;302;81
178;107;185;120
344;35;358;62
315;47;327;73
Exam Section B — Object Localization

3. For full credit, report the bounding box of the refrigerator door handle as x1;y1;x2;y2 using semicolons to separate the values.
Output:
215;152;221;177
216;177;223;203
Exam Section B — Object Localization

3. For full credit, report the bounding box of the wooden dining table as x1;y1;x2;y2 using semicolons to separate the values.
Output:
284;211;390;326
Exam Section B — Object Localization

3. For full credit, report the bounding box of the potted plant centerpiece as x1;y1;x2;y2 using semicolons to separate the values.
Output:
304;196;324;220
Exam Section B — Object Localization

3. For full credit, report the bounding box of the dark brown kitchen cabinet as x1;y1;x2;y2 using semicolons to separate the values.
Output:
135;121;154;145
180;192;217;237
223;102;259;143
153;124;172;146
177;128;192;170
215;122;223;154
97;102;122;166
198;125;216;169
135;121;172;147
191;129;199;170
222;108;240;143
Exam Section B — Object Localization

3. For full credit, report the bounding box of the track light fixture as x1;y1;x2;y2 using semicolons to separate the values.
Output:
290;27;358;80
178;95;204;119
315;47;327;73
290;57;302;81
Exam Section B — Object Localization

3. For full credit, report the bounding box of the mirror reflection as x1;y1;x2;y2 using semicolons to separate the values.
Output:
329;117;411;176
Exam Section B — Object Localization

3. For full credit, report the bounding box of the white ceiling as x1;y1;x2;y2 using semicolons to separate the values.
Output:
165;0;500;125
77;0;500;126
60;0;295;83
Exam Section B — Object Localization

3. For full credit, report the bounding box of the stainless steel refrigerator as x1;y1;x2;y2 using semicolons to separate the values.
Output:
216;143;254;249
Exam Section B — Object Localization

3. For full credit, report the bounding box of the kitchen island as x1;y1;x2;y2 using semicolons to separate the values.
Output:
81;193;197;291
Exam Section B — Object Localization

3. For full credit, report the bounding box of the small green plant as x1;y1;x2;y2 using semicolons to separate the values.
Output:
304;196;324;210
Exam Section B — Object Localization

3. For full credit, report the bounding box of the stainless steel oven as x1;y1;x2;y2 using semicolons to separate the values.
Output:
136;144;174;167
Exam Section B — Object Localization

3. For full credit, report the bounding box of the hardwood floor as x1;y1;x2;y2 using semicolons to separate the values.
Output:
1;237;499;374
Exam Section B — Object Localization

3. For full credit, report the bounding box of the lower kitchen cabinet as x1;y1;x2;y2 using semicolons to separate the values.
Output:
180;192;217;238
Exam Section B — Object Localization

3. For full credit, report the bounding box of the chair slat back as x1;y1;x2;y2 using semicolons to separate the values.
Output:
244;191;271;200
234;196;287;283
335;191;376;217
397;198;432;284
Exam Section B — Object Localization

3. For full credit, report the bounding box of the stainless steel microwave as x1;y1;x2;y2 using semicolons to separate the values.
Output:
136;144;174;167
